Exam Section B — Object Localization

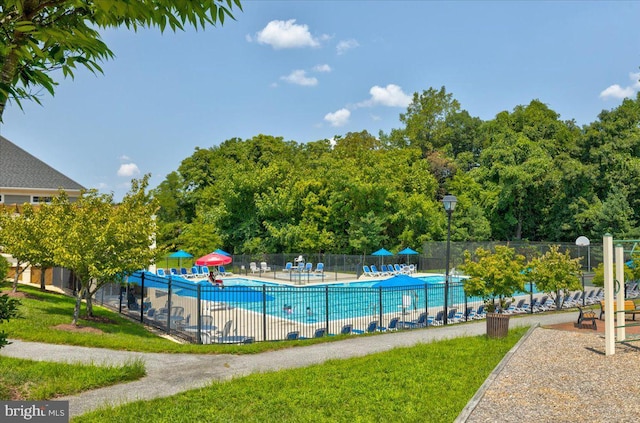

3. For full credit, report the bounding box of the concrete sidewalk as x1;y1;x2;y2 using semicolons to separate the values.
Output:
1;312;577;417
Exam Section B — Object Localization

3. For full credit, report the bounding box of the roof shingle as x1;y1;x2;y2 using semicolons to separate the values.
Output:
0;136;85;190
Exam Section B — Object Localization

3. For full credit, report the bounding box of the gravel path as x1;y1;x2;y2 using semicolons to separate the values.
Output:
462;327;640;422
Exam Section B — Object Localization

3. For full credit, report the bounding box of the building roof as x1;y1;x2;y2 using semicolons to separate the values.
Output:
0;136;85;191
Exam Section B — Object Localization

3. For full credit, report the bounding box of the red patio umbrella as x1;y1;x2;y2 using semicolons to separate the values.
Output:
195;252;232;266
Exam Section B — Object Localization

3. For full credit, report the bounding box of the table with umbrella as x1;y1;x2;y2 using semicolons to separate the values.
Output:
372;248;394;265
168;249;194;272
195;252;233;278
397;247;419;268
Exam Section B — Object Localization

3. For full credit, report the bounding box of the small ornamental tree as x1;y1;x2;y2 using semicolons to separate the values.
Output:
0;204;43;293
527;245;582;308
591;262;633;288
460;245;527;312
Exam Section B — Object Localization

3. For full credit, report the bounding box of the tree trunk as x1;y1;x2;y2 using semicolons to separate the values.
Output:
40;267;46;291
11;261;25;293
85;290;94;317
72;289;83;326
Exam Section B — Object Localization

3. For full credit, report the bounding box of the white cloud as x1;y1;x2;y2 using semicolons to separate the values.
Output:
357;84;412;108
281;70;318;86
117;163;140;177
119;154;131;161
600;84;635;100
313;64;332;73
336;39;359;55
600;72;640;100
324;108;351;127
255;19;323;49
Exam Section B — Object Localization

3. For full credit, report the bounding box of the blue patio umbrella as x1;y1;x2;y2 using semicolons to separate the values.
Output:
169;249;194;268
372;274;424;288
397;247;419;265
214;248;231;256
372;248;394;265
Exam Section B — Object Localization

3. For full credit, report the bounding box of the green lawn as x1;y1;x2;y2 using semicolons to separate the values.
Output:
73;327;527;423
0;355;145;400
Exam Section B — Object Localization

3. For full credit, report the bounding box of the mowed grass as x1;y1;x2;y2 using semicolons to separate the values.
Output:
0;356;145;400
74;327;528;423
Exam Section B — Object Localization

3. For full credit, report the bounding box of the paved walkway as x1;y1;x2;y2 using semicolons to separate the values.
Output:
1;312;577;418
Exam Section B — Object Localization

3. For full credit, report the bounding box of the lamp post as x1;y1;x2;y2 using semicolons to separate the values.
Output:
576;236;590;306
442;194;457;325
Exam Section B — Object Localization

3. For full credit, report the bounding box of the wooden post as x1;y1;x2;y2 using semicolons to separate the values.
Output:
604;234;615;356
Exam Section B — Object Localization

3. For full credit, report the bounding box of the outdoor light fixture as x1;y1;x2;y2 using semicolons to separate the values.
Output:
442;194;457;325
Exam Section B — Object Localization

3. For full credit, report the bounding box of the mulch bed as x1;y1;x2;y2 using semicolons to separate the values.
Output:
545;315;640;335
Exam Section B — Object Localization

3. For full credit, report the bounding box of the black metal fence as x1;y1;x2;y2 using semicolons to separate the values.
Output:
93;270;588;345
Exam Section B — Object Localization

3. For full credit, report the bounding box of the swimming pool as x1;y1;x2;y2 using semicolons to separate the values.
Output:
186;275;533;324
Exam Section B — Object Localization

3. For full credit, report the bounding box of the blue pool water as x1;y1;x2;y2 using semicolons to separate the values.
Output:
180;275;540;324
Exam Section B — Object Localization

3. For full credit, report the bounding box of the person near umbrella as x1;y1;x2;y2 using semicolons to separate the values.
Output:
209;272;225;289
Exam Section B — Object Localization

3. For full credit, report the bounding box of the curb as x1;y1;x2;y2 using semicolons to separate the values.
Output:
454;323;540;422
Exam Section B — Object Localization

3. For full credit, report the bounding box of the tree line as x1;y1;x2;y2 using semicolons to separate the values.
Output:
154;86;640;257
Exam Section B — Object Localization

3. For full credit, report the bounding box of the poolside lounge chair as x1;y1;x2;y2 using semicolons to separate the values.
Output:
314;263;324;274
190;266;201;278
216;320;234;338
250;262;259;273
218;266;233;276
474;305;486;319
394;264;408;274
445;308;459;324
170;268;178;276
300;328;327;339
283;262;293;272
370;265;383;276
431;310;445;326
157;268;166;277
286;331;300;340
201;266;210;278
260;262;271;272
180;267;190;278
362;265;375;277
304;262;313;273
329;324;353;336
379;317;399;332
353;321;379;334
400;312;428;329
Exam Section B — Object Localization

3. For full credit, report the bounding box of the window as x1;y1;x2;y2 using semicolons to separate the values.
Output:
31;196;53;204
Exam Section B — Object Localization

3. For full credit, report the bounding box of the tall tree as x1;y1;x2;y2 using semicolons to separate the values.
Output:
0;0;242;121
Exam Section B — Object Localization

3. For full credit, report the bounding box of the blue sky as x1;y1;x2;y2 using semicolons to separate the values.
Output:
2;1;640;201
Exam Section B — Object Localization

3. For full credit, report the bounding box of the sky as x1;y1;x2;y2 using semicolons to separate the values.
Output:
2;1;640;201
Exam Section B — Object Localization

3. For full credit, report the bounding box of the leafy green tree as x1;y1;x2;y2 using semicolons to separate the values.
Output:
0;290;20;350
0;204;45;293
527;245;582;308
44;177;158;324
591;262;633;288
387;86;461;156
0;0;242;121
460;245;527;312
